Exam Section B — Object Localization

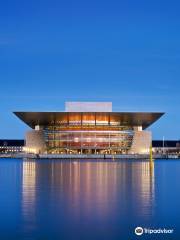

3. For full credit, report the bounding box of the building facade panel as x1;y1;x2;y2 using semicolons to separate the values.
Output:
25;130;46;154
129;131;152;154
65;102;112;112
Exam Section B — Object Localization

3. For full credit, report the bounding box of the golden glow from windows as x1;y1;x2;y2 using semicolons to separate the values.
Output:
140;148;150;154
23;147;38;154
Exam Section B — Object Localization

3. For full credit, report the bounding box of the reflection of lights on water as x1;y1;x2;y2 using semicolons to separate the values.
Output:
58;161;118;219
22;161;36;220
131;161;155;218
20;160;155;224
58;161;154;218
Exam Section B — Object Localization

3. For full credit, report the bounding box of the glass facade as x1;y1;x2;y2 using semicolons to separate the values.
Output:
44;120;134;154
14;104;164;155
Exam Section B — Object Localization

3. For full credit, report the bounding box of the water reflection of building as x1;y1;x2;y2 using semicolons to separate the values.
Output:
22;161;36;225
21;160;155;225
49;161;119;219
131;161;155;218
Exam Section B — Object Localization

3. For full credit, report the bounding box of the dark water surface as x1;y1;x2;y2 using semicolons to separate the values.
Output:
0;158;180;240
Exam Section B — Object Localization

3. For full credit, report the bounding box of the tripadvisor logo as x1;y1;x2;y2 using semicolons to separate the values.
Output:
134;226;174;236
135;227;143;236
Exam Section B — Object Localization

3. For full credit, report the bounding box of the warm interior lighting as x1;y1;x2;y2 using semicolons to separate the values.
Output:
23;147;37;154
140;148;150;154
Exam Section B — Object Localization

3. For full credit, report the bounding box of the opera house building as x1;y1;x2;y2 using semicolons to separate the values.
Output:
14;102;164;155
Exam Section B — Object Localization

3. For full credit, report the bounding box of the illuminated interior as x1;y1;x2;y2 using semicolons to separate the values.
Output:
14;107;164;155
43;116;134;154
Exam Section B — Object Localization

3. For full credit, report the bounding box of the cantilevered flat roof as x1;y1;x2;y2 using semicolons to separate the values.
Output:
14;112;164;129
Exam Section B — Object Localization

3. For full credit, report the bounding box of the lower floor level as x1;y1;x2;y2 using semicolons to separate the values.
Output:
25;129;152;155
45;148;128;155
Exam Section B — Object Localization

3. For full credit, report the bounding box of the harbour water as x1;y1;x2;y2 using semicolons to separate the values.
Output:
0;158;179;239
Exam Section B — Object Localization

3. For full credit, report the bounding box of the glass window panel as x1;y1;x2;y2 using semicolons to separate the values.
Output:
82;113;95;125
69;113;81;125
96;113;109;125
55;113;68;125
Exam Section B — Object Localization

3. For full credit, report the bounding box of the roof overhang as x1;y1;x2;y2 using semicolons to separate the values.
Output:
13;112;164;130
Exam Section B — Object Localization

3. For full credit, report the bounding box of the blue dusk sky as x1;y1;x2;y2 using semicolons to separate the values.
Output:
0;0;180;139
